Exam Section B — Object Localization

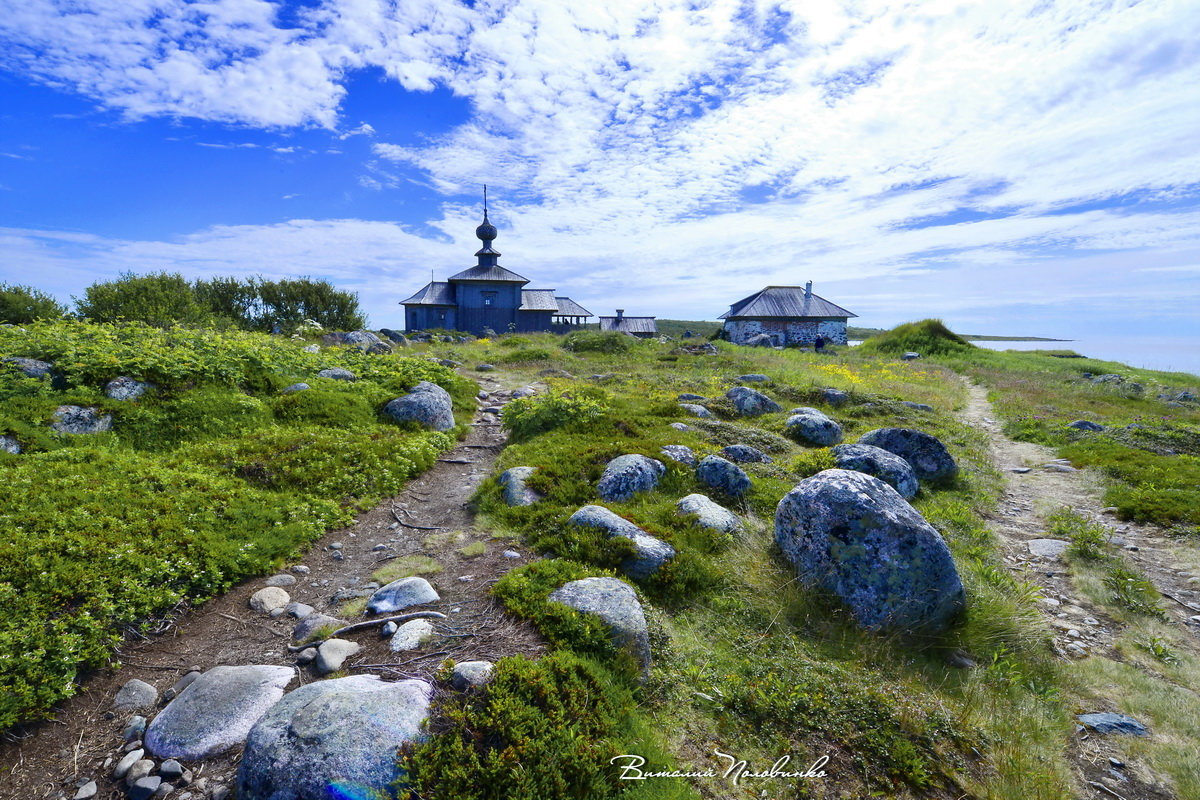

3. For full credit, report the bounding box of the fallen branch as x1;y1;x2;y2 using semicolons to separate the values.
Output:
286;612;447;652
1160;590;1200;613
389;503;442;531
1087;780;1125;800
438;458;476;464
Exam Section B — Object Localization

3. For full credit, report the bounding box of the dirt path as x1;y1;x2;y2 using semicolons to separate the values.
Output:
0;375;545;800
960;379;1200;800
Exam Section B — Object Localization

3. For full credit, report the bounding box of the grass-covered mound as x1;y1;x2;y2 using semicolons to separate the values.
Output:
411;337;1075;798
0;320;474;728
858;319;976;357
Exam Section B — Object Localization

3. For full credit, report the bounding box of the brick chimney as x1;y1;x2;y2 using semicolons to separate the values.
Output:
804;281;812;297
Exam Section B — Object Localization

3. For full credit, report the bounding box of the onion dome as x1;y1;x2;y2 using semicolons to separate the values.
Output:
476;211;497;242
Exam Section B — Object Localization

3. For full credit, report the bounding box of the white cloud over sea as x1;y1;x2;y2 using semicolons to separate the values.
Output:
2;0;1199;336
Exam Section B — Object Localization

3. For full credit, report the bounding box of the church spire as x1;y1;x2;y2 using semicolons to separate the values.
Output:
474;184;500;265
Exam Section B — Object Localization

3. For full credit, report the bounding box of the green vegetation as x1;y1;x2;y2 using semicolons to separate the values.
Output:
0;319;472;727
857;318;975;356
74;271;366;332
0;283;68;324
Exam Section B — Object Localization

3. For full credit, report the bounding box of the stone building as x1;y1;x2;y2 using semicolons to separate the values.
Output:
720;283;856;346
401;204;590;336
599;310;657;338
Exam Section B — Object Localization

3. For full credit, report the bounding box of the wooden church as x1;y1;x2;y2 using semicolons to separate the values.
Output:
401;200;591;337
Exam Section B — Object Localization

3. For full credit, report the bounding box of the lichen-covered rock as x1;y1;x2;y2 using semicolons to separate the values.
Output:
145;665;295;760
726;386;782;417
281;382;310;393
0;435;20;454
721;444;772;463
315;638;360;674
775;469;965;633
736;374;769;382
249;587;289;613
2;357;53;378
857;428;958;482
784;408;842;447
597;454;665;502
832;443;919;500
821;388;850;407
548;578;650;673
105;376;153;400
499;466;541;506
237;675;431;800
676;393;706;401
316;367;356;381
384;381;455;431
679;403;712;418
568;505;675;579
450;660;495;690
695;455;751;496
366;576;440;615
900;401;933;412
389;619;436;651
51;405;112;435
114;678;158;711
292;613;345;642
1068;419;1104;432
379;328;409;344
660;445;696;466
676;494;742;534
340;330;390;353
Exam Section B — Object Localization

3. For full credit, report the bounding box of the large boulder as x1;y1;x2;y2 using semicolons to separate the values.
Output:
366;576;440;615
857;428;958;482
237;675;431;800
678;403;712;418
775;469;965;633
726;386;782;417
1068;420;1104;432
721;444;772;463
144;665;295;760
660;445;696;466
821;388;850;407
597;454;665;502
379;328;409;345
784;407;843;447
384;381;455;431
695;455;751;496
548;578;650;674
568;505;675;579
676;494;742;535
51;406;112;435
0;435;20;454
2;357;53;379
832;443;919;500
498;466;541;506
338;330;391;353
105;376;153;401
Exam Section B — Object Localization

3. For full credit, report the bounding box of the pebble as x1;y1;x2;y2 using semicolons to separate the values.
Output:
125;759;155;785
329;543;343;550
1067;629;1081;639
295;649;316;666
265;574;297;587
124;740;143;752
128;776;162;800
1084;617;1099;626
285;602;315;619
332;551;344;561
1188;615;1200;624
160;759;184;781
249;587;290;613
1109;757;1125;769
114;678;159;711
269;607;286;618
1010;467;1031;474
1066;642;1088;657
73;780;98;800
291;565;310;575
123;716;148;742
372;544;389;552
381;621;398;636
503;550;521;559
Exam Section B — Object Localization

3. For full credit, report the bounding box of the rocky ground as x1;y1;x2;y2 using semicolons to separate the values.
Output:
0;373;545;800
961;380;1197;800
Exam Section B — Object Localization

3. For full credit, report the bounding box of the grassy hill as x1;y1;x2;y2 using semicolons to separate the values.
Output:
3;320;1199;799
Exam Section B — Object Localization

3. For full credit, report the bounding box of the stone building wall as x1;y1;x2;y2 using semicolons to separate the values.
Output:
724;318;848;346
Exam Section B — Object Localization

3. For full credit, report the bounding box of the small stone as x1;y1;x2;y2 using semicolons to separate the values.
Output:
115;679;158;711
1083;617;1099;626
113;749;145;779
160;759;184;781
128;776;163;800
73;780;98;800
295;649;316;666
123;715;148;742
1066;642;1088;657
1042;463;1078;472
451;661;495;691
389;619;436;651
1109;757;1125;769
329;542;343;550
316;368;357;381
503;550;521;558
332;551;344;561
380;621;398;636
249;587;289;613
1027;539;1069;559
1077;712;1148;736
669;422;692;431
315;639;361;674
291;565;310;575
678;403;712;418
125;759;155;785
1011;467;1032;474
1038;597;1061;607
945;649;977;669
264;574;297;587
366;576;440;615
281;382;310;394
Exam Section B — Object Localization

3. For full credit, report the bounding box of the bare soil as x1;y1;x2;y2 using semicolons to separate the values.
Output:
0;374;545;800
961;380;1198;800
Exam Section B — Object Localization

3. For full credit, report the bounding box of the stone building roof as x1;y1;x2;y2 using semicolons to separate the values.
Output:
720;285;856;320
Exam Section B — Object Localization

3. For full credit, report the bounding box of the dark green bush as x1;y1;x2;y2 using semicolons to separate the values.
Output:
75;271;216;328
858;319;974;357
271;388;378;429
495;347;555;364
0;283;67;323
501;389;610;442
118;388;273;450
563;331;632;353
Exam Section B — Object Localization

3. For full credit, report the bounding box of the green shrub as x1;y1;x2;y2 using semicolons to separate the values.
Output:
495;347;555;364
400;651;692;800
1104;564;1165;618
498;335;532;347
501;389;610;442
0;283;67;323
75;271;216;328
118;388;273;450
563;331;631;353
271;388;377;429
1046;507;1109;561
492;560;619;663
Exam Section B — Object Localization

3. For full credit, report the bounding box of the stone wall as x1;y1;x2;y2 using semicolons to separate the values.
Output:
724;318;848;346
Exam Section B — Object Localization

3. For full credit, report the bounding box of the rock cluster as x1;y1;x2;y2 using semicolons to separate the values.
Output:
857;428;958;482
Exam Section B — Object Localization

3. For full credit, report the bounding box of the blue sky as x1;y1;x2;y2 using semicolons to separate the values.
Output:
1;0;1199;342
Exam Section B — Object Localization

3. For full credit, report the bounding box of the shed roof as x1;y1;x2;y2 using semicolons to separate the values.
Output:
719;286;857;320
599;316;657;334
554;296;593;317
447;264;529;283
519;288;559;311
400;281;455;306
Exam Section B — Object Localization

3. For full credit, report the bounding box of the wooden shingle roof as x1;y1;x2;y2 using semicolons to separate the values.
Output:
719;286;857;320
401;281;455;306
519;289;559;311
599;316;657;334
554;297;592;317
447;264;529;283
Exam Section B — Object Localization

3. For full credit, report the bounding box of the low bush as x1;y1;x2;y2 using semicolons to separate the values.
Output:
858;319;975;357
495;347;556;364
563;331;632;353
501;388;610;442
